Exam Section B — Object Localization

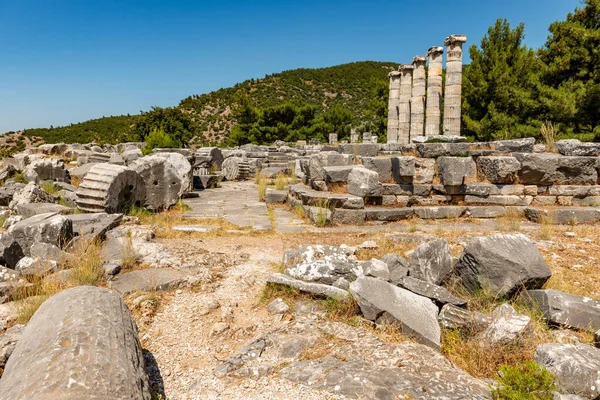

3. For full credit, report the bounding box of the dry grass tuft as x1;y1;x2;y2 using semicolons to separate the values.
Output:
496;208;522;232
300;333;349;361
540;121;558;153
539;215;555;240
257;177;268;202
328;183;348;194
120;233;138;271
274;173;287;190
67;239;105;286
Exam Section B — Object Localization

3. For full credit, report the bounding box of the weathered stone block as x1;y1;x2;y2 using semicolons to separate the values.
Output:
455;234;551;297
391;156;415;184
413;158;435;184
555;139;600;156
522;289;600;331
348;168;383;197
476;156;520;183
362;157;392;182
464;195;533;206
437;157;474;186
409;239;452;285
416;143;471;158
332;209;365;225
495;137;535;152
364;207;413;221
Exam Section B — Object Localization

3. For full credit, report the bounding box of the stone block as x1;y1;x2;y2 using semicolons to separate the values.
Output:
437;157;474;186
267;273;349;300
412;206;466;219
364;207;413;221
476;156;520;183
323;165;363;183
391;156;415;184
347;168;383;197
555;139;600;156
338;143;379;157
265;189;288;204
522;289;600;331
455;233;551;297
350;276;441;349
416;143;471;158
464;195;533;206
398;276;466;307
362;157;392;182
524;207;600;224
495;137;535;152
414;158;436;184
409;239;452;285
332;209;366;225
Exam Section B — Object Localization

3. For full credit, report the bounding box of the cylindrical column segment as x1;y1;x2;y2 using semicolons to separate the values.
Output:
410;56;427;141
425;46;444;137
386;70;401;144
443;34;467;136
398;64;414;144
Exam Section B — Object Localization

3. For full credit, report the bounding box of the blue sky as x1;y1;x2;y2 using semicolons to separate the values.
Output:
0;0;581;133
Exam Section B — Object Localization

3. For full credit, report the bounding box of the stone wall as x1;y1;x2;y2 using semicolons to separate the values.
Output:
289;138;600;225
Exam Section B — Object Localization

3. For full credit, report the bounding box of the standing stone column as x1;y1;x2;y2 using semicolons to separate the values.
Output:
443;34;467;136
386;71;402;143
398;64;414;144
329;133;338;145
425;46;444;137
350;128;359;143
410;56;427;141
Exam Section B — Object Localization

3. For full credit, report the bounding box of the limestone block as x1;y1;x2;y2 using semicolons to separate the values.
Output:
131;155;184;210
350;276;441;349
437;156;474;186
348;168;382;197
23;158;70;184
398;276;466;307
481;303;532;345
455;233;551;297
154;152;193;190
555;139;600;156
362;157;392;182
267;273;349;300
413;158;435;184
409;239;452;285
522;289;600;331
391;156;415;183
0;286;151;400
495;137;535;152
476;156;520;183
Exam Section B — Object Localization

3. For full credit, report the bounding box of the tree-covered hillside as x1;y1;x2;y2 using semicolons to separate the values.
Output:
17;61;397;146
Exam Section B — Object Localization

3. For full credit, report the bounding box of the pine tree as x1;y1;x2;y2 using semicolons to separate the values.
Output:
462;19;542;141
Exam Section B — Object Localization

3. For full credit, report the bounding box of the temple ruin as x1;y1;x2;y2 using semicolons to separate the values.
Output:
387;34;467;144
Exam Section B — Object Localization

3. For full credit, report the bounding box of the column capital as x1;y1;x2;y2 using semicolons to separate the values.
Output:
427;46;444;56
412;55;428;65
444;34;467;46
399;64;414;72
388;70;402;78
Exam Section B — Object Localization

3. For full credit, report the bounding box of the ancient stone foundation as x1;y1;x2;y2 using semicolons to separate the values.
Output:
292;138;600;225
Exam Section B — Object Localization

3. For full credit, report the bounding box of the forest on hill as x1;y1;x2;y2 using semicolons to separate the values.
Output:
14;0;600;148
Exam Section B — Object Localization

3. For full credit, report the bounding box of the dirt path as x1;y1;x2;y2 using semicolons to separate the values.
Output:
139;236;337;399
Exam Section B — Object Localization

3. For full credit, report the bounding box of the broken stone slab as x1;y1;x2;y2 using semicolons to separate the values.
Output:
455;233;551;298
290;184;364;209
0;213;73;269
481;303;532;345
14;257;58;276
0;324;24;369
524;207;600;224
172;225;219;233
416;143;471;158
23;158;70;183
322;165;364;183
130;155;184;210
338;143;379;157
331;209;366;225
347;167;382;197
267;298;290;315
438;304;491;331
362;157;392;182
267;273;349;300
194;174;219;190
521;289;600;331
75;163;146;213
413;206;467;219
361;259;390;280
260;166;287;178
398;276;467;307
535;343;600;398
0;286;151;400
409;238;452;285
555;139;600;156
0;183;25;206
476;156;520;183
283;244;361;285
278;320;491;399
466;206;506;218
364;207;414;221
437;156;474;186
349;276;441;349
9;181;57;210
66;212;123;241
464;183;529;196
495;137;535;152
464;194;533;206
265;188;287;204
14;202;73;219
108;268;190;296
381;253;409;284
154;151;194;191
122;148;143;165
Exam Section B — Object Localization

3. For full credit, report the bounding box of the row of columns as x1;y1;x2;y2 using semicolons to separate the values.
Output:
387;34;467;144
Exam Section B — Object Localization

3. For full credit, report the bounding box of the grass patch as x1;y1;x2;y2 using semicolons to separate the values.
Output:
293;204;306;218
496;208;522;232
12;172;27;184
257;177;268;202
540;121;558;153
491;361;555;400
67;239;105;286
120;232;138;271
41;181;60;195
274;173;287;190
328;183;348;194
539;215;554;240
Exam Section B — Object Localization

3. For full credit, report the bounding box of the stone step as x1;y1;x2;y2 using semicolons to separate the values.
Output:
289;184;364;209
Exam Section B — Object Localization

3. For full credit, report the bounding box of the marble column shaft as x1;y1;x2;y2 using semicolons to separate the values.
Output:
386;71;402;144
425;47;444;137
410;56;427;141
443;34;467;136
398;64;414;145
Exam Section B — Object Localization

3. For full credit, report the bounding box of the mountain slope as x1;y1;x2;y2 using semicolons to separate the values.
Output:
18;61;397;145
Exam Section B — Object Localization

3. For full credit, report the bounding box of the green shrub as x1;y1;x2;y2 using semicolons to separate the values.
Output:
492;361;555;400
142;128;179;155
